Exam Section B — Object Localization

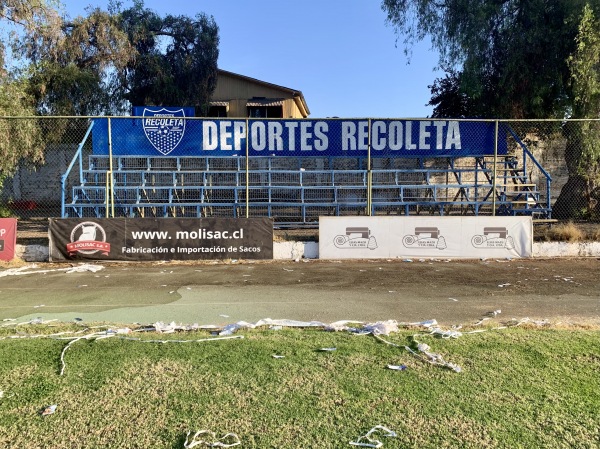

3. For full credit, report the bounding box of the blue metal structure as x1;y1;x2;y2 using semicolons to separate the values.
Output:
61;119;552;227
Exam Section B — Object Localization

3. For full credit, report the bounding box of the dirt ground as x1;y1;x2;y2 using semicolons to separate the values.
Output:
1;258;599;327
3;217;600;327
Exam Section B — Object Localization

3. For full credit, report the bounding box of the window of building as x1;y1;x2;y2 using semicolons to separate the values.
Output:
247;98;284;118
208;105;228;117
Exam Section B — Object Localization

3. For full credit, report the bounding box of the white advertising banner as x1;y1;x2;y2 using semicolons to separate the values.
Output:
319;216;532;259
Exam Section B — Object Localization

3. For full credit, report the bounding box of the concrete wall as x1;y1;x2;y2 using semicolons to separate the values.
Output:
1;144;77;206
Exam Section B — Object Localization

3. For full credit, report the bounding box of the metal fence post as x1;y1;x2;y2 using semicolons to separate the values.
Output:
492;120;499;216
107;117;114;218
367;118;372;216
245;119;249;218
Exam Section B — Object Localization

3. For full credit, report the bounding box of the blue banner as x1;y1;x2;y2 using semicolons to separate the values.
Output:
92;117;507;157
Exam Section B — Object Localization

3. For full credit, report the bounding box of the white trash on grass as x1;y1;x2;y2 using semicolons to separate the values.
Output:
349;425;397;448
184;430;241;448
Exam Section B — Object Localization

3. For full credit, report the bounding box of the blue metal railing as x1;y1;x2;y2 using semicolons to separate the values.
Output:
507;127;553;217
61;121;94;217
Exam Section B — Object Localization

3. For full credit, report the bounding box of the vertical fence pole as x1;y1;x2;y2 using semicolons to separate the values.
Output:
108;117;115;218
245;119;249;218
492;120;499;216
367;118;372;216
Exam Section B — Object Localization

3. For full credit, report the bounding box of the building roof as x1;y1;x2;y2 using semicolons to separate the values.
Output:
217;69;310;117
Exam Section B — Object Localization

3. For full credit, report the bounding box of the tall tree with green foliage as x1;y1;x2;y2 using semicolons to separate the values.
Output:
20;6;132;115
115;0;219;116
382;0;600;218
0;1;57;202
7;0;219;116
554;5;600;218
381;0;591;117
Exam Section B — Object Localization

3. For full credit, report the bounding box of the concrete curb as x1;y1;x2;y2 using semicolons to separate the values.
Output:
13;240;600;262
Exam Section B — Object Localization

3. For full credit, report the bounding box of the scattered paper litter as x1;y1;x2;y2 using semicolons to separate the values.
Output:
405;342;462;373
17;318;57;326
272;354;285;359
153;321;201;333
184;430;241;448
41;405;57;416
0;263;101;276
65;264;104;273
219;318;328;336
363;320;399;336
430;327;463;339
474;317;489;326
505;317;550;327
350;425;397;448
386;364;407;371
319;347;337;351
410;319;438;328
0;266;36;277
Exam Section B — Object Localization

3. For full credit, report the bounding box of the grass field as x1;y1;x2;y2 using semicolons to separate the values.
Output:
0;323;599;448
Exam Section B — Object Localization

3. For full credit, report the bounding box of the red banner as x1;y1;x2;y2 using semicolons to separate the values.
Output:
0;218;17;261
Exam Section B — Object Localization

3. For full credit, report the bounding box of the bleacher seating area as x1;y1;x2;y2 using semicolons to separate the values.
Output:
65;153;551;227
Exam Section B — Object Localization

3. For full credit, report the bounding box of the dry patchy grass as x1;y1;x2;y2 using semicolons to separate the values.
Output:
0;326;599;448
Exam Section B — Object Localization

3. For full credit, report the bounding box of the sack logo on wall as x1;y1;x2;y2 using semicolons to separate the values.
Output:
334;227;378;250
403;227;447;250
67;221;111;256
142;107;186;155
471;227;515;249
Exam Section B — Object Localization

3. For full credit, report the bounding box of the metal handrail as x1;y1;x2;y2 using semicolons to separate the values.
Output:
506;126;553;214
60;120;94;217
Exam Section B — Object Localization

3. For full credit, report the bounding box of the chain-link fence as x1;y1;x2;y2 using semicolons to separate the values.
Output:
1;117;599;227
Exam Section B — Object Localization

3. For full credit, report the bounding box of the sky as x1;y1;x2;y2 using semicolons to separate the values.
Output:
61;0;440;118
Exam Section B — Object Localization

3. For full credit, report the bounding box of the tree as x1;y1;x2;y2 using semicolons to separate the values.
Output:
382;0;600;218
554;5;600;219
0;0;63;71
0;78;44;203
382;0;591;119
22;7;132;115
7;0;219;116
115;0;219;115
0;1;57;201
427;69;478;118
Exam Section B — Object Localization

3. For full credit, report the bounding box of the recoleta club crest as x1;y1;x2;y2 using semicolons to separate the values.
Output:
142;108;186;155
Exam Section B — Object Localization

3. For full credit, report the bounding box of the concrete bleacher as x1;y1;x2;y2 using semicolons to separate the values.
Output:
65;153;551;226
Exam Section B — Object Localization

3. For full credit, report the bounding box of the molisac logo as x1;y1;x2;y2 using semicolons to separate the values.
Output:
334;227;378;250
403;227;447;250
67;222;110;256
142;108;186;155
471;227;515;249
